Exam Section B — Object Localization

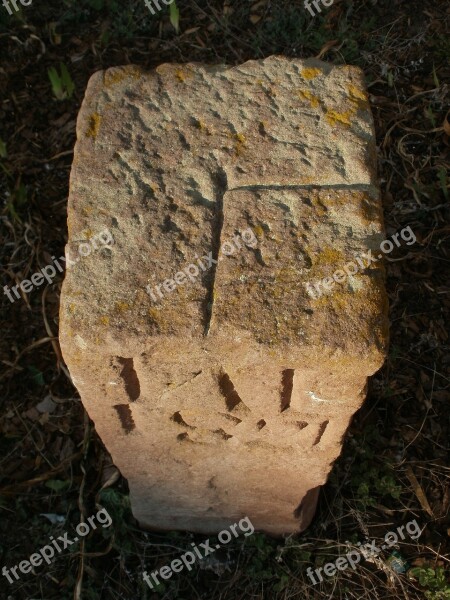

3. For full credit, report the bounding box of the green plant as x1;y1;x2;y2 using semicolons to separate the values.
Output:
246;533;278;581
169;0;179;34
98;487;133;550
48;63;75;100
409;566;450;600
347;428;402;508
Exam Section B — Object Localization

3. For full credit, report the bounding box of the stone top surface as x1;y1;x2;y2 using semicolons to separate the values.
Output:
60;56;388;371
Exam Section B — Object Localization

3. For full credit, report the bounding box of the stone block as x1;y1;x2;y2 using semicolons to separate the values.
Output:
59;56;388;536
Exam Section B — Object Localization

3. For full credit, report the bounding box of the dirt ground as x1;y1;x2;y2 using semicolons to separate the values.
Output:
0;1;449;599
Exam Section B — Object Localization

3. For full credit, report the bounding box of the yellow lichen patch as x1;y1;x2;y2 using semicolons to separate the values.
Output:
348;84;369;110
148;307;160;321
301;67;322;80
195;119;213;135
312;247;345;267
175;68;186;82
115;301;130;312
325;110;353;127
175;67;193;83
234;133;246;156
86;113;101;138
297;90;320;108
104;66;142;87
348;84;368;102
254;225;265;239
99;316;110;325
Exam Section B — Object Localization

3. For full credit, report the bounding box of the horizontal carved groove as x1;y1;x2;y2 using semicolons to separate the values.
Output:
113;404;136;434
297;421;308;430
219;413;242;425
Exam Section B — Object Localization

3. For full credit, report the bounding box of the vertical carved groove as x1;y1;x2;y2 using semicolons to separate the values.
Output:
117;357;140;402
218;371;243;411
280;369;294;412
204;168;228;336
113;404;136;434
313;420;329;446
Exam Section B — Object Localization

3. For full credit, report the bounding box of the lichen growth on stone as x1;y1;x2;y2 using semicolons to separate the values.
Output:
297;90;320;108
104;66;142;87
301;68;322;80
234;133;246;156
175;69;186;82
86;113;101;138
325;110;353;127
115;301;130;312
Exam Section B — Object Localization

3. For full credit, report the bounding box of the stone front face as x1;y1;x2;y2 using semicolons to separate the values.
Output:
60;56;388;536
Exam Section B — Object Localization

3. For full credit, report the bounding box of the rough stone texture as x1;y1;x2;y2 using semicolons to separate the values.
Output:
59;56;388;536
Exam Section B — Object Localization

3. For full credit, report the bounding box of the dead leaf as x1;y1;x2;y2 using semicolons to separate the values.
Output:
405;465;434;517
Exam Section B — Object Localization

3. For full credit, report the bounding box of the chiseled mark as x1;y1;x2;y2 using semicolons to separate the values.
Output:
113;404;136;434
219;413;242;425
307;391;327;403
171;411;196;430
280;369;295;412
117;357;140;402
213;428;233;440
218;371;245;412
256;419;266;430
160;371;203;399
313;420;329;446
297;421;308;430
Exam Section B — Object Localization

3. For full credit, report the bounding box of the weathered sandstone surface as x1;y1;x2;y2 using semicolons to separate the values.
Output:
60;56;388;535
